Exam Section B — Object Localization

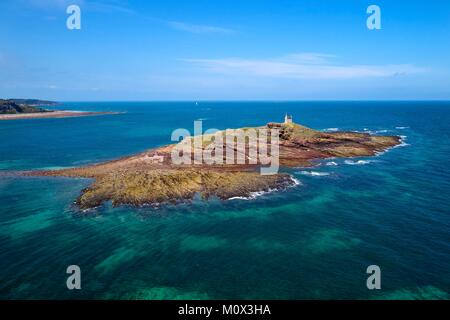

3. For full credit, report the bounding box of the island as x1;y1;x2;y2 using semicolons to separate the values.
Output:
27;115;401;210
0;99;119;120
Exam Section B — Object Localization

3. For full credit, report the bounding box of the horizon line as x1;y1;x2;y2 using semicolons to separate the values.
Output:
18;99;450;103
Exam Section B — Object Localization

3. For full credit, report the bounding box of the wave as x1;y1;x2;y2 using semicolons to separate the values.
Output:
376;135;410;156
228;188;277;201
327;128;390;135
395;126;409;130
228;175;300;201
393;140;410;149
289;176;302;186
322;128;339;132
297;171;330;176
344;160;377;166
325;161;338;166
361;128;391;134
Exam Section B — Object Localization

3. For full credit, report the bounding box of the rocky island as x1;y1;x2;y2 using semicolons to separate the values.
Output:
0;99;119;120
26;115;402;210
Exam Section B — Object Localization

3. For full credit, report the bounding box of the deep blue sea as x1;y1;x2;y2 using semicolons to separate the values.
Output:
0;101;449;299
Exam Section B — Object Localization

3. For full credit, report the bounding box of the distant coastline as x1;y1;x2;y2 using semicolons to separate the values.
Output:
0;98;121;120
3;98;59;107
0;110;122;121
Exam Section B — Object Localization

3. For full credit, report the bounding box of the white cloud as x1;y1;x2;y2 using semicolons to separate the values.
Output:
167;21;235;34
184;53;427;79
283;53;337;65
26;1;230;33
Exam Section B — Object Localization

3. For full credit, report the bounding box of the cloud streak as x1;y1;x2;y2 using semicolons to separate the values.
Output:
88;1;136;14
167;21;235;34
184;53;427;79
26;0;136;14
27;0;84;9
24;1;233;34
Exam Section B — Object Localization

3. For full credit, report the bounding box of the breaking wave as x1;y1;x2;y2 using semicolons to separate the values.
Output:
376;135;410;156
228;175;300;201
344;160;377;166
361;128;391;134
289;176;301;186
323;128;339;132
297;171;330;176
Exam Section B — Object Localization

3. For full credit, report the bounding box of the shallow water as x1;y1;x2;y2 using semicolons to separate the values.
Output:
0;101;449;299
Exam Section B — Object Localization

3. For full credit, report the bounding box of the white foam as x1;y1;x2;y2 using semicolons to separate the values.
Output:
289;176;301;186
228;175;300;201
393;141;410;148
228;188;277;201
323;128;339;132
355;128;375;134
361;129;391;134
359;128;392;134
326;161;338;166
80;206;100;213
227;196;250;201
344;160;376;166
395;126;409;130
375;135;409;156
297;171;330;176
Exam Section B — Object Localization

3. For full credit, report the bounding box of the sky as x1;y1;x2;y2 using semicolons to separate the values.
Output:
0;0;449;101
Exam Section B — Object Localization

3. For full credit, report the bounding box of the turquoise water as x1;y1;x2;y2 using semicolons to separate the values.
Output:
0;101;449;299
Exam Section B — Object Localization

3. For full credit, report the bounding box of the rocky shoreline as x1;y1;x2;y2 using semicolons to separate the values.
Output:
26;121;401;210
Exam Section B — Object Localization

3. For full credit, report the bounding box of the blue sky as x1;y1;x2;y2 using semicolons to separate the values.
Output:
1;0;449;100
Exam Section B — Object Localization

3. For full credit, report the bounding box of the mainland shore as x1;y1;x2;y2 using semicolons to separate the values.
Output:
0;110;121;121
0;99;121;121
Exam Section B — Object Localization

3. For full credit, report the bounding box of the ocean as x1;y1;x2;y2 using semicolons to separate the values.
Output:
0;101;449;299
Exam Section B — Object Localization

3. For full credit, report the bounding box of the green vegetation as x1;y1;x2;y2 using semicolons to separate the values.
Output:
4;99;58;106
76;169;292;209
0;99;54;114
